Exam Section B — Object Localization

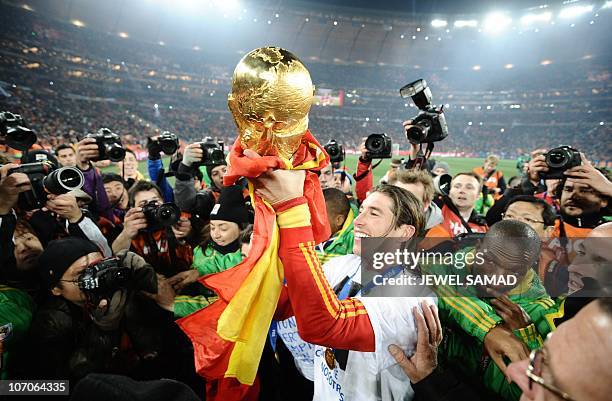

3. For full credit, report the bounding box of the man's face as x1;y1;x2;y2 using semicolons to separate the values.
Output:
393;181;429;211
560;179;607;217
507;301;612;401
210;165;227;189
449;175;480;211
473;240;530;294
319;164;333;189
120;152;138;176
14;227;43;272
333;173;352;194
104;181;128;209
51;252;103;306
353;191;413;256
567;225;612;294
134;189;163;208
57;148;76;167
210;220;241;247
504;201;550;239
432;167;447;176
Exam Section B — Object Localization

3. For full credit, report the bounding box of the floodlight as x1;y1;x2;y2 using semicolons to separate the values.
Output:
483;13;512;33
454;19;478;28
520;12;552;25
559;5;594;19
431;19;448;28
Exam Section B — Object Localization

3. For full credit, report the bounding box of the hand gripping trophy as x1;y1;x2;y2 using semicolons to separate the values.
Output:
178;47;331;393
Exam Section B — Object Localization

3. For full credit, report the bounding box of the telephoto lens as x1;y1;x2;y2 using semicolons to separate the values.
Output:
43;167;85;194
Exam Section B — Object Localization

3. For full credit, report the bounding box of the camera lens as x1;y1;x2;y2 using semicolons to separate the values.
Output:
366;135;384;152
406;124;429;143
546;149;570;168
43;167;84;194
106;144;126;162
156;203;180;227
160;140;178;155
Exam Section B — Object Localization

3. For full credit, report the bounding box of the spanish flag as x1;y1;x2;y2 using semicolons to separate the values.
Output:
177;130;330;399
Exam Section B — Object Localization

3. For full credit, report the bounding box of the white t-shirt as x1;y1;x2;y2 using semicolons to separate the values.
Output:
276;316;316;381
312;254;436;401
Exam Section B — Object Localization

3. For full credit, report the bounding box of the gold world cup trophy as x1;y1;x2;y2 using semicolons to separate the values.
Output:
228;46;315;160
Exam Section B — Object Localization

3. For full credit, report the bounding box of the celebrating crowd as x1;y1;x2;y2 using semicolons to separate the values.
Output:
1;105;611;400
0;5;611;401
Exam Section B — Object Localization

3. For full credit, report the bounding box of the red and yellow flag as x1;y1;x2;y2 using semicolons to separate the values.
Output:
177;130;330;398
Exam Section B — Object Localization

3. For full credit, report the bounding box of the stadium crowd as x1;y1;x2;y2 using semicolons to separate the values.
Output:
1;4;612;401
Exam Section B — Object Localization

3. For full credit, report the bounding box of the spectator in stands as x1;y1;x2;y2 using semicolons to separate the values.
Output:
507;299;612;401
315;188;354;264
388;169;443;231
111;181;193;277
55;143;77;167
427;172;488;238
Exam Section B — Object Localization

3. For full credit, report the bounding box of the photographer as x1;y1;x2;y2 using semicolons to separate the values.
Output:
388;169;443;231
117;149;145;189
111;181;193;277
146;135;174;203
102;173;129;222
55;143;77;168
173;142;228;216
426;172;488;239
75;137;115;222
25;237;177;383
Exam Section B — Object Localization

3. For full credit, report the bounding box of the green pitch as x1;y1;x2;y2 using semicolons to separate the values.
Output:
103;155;520;186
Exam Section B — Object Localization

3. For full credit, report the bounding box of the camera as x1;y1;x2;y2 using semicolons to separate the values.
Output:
86;128;126;162
400;79;448;144
542;146;581;179
0;111;37;151
155;131;179;155
78;257;132;305
8;161;85;210
365;133;392;159
324;139;345;163
141;200;180;231
195;137;225;167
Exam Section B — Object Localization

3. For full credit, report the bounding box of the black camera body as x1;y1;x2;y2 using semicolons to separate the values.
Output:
365;133;392;159
324;139;345;163
0;111;37;151
8;162;84;210
400;79;448;144
542;146;581;179
195;137;225;167
156;131;179;155
78;257;132;305
86;128;126;162
141;200;180;231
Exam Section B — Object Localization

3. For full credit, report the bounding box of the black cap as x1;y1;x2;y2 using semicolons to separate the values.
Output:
21;150;59;169
38;237;100;289
209;185;250;224
205;161;227;187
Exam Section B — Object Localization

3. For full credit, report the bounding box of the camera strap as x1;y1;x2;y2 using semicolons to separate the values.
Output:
443;195;474;234
411;143;435;171
353;159;383;182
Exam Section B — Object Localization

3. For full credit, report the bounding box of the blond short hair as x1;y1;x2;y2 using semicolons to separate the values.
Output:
387;169;434;205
